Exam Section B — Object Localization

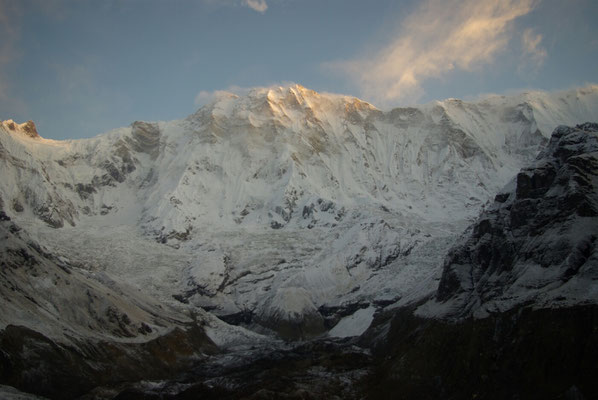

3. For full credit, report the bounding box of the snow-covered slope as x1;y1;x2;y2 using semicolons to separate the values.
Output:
1;84;597;339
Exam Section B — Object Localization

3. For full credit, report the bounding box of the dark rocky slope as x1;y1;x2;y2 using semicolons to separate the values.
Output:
363;305;598;400
0;211;218;399
363;123;598;399
0;324;218;399
436;122;598;317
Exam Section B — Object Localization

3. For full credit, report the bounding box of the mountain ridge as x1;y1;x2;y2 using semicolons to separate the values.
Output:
1;84;597;340
1;84;598;398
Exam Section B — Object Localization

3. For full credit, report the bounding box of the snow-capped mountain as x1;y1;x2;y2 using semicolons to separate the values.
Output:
1;84;598;342
2;84;598;399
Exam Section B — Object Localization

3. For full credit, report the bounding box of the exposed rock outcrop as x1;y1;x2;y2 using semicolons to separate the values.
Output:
1;120;40;139
432;123;598;317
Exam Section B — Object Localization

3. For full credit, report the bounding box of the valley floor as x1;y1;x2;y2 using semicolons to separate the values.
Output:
2;305;597;399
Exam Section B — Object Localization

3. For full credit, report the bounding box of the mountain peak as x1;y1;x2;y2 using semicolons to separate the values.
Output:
191;84;377;124
1;119;40;139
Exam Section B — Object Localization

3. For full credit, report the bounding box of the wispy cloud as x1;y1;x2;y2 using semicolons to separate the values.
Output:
327;0;540;106
243;0;268;13
520;28;547;71
195;89;236;107
194;85;251;107
202;0;269;14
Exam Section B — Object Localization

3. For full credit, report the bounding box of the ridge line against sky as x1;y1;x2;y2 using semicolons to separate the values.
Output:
0;0;596;140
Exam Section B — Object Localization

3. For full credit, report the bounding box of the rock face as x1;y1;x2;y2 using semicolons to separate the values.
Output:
1;120;39;139
428;123;598;318
128;120;161;159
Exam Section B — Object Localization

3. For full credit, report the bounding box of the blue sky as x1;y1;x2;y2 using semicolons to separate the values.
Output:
0;0;596;140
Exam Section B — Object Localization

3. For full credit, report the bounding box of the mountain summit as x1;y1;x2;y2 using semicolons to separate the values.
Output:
1;119;40;139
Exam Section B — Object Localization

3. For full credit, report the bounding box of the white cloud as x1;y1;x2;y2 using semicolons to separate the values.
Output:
200;0;269;14
194;90;233;107
194;90;216;107
194;85;252;107
327;0;540;106
243;0;268;13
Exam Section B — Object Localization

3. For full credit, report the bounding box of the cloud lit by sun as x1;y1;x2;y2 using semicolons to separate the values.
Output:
328;0;541;106
243;0;268;13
